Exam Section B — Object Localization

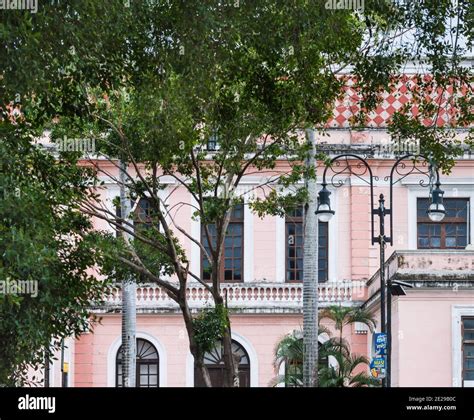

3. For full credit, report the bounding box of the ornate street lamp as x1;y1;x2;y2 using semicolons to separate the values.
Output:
315;183;335;222
316;153;444;387
427;180;446;222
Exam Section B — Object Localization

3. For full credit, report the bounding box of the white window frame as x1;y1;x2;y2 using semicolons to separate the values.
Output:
107;331;167;387
452;305;474;387
276;184;338;283
407;184;474;250
191;188;252;282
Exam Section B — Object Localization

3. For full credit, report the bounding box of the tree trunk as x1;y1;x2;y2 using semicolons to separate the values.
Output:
211;215;237;387
214;292;236;387
119;160;137;387
196;360;213;387
222;324;237;387
302;129;319;387
180;298;213;387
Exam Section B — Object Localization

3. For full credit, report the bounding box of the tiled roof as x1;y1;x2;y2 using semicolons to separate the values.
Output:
327;75;470;128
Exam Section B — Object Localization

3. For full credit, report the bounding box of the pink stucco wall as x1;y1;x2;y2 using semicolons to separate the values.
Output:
393;292;473;387
74;313;367;387
62;128;473;388
253;215;277;281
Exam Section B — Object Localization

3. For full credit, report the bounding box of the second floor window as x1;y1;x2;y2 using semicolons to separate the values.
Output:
115;197;158;236
135;197;154;229
286;206;329;283
207;133;219;151
417;198;469;249
202;203;244;282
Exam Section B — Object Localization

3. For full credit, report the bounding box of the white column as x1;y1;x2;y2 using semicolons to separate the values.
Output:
244;195;254;282
190;195;201;280
275;216;285;282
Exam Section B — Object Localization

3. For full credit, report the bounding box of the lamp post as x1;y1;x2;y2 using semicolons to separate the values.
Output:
315;153;445;387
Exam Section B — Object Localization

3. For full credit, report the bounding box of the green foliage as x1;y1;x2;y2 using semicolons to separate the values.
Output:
192;304;230;354
320;305;376;334
318;346;379;388
0;124;112;386
0;2;471;251
0;0;471;384
273;306;378;387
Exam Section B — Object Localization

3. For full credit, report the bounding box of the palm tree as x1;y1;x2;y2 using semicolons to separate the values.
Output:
273;330;304;387
119;160;136;387
273;307;377;387
273;330;378;387
320;305;376;351
272;327;330;387
302;128;319;387
319;349;379;387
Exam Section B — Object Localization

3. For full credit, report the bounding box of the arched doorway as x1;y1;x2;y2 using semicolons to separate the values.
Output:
116;338;159;387
194;340;250;387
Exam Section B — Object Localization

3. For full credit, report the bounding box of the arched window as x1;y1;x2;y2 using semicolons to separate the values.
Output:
194;340;250;387
116;339;159;387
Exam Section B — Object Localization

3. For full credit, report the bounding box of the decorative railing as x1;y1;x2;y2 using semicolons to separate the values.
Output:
97;281;365;312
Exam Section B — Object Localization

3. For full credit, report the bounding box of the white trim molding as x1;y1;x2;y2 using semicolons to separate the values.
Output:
452;305;474;387
275;185;339;283
107;331;168;387
275;215;286;282
408;184;474;250
243;194;254;282
190;195;201;278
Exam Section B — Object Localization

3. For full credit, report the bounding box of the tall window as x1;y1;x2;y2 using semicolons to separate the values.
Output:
135;197;152;223
134;197;161;232
194;340;250;387
285;207;329;282
116;339;159;387
115;197;158;236
417;198;469;249
463;318;474;383
202;203;244;282
207;132;219;151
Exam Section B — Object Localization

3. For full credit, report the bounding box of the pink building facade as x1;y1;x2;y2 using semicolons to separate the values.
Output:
43;74;474;388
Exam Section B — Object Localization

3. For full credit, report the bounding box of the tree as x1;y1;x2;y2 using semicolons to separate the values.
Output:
1;0;471;386
319;305;377;387
0;123;109;386
320;305;376;354
302;129;319;387
318;348;379;388
273;306;377;387
118;160;137;388
272;327;329;387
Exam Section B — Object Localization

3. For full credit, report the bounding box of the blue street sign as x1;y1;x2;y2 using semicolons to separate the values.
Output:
370;356;386;379
373;333;387;356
